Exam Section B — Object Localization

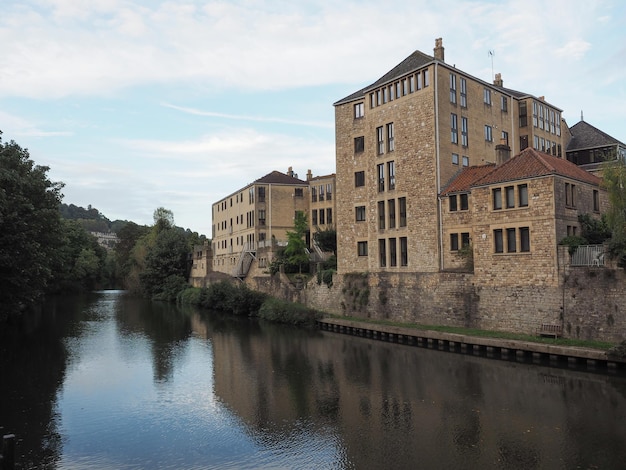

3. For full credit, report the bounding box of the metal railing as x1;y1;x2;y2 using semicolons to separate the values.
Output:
571;245;605;267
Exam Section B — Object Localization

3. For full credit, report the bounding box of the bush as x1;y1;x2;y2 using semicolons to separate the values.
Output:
197;280;267;316
258;297;322;327
559;235;588;255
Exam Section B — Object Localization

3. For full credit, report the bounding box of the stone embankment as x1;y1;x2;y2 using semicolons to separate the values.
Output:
318;318;626;374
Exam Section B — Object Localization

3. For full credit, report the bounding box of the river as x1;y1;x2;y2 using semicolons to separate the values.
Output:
1;290;625;469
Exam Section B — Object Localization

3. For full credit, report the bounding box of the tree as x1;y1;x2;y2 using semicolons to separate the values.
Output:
313;226;337;256
284;211;310;273
603;159;626;266
0;131;64;316
153;207;174;232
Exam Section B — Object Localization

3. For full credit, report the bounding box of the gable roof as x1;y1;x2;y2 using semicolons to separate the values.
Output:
473;148;602;187
567;120;626;151
440;164;496;196
334;50;434;106
254;170;308;186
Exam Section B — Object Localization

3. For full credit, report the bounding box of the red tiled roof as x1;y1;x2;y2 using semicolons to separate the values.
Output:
440;164;496;196
473;148;602;187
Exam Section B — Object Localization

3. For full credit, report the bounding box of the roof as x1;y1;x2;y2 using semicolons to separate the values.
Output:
473;148;602;187
254;170;308;186
440;164;496;196
566;120;626;152
334;50;434;106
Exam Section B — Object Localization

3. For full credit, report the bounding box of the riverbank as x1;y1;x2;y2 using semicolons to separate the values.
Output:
318;317;626;374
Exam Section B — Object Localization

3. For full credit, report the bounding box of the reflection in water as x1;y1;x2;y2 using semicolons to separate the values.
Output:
1;291;625;469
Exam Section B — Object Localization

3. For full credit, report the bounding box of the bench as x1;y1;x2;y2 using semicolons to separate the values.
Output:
537;323;562;338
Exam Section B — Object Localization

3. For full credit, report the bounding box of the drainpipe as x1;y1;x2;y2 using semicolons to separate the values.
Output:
434;62;444;271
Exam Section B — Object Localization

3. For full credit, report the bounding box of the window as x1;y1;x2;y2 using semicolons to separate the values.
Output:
460;193;468;211
423;69;430;87
462;156;469;167
370;93;375;109
520;135;529;150
484;88;492;105
505;186;515;208
258;187;266;203
520;227;530;252
311;209;317;225
461;232;470;248
501;96;508;112
355;171;365;187
519;101;528;127
533;102;538;127
506;228;516;252
294;188;303;198
258;210;266;226
377;164;385;192
461;117;468;147
452;153;459;165
388;161;395;190
379;239;387;267
326;183;332;201
460;78;467;107
326;208;332;225
319;208;325;225
501;130;509;146
451;113;458;144
518;184;528;207
354;136;365;153
389;238;397;267
377;126;385;155
593;190;600;212
410;75;415;93
355;205;366;222
450;73;457;104
565;183;576;207
450;233;459;251
319;185;324;201
399;197;407;227
400;237;408;266
311;186;317;202
449;195;458;212
388;199;396;228
378;201;385;229
493;188;502;210
494;229;503;253
355;102;364;119
484;125;493;142
387;123;395;152
416;71;423;90
358;241;368;256
249;187;254;203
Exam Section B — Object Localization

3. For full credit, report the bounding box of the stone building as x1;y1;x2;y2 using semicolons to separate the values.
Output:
440;147;607;287
211;168;309;279
566;118;626;174
333;37;568;275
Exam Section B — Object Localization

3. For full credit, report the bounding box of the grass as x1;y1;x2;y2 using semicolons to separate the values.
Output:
327;314;615;351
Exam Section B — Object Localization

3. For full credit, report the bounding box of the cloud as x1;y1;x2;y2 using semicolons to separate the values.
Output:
0;111;73;138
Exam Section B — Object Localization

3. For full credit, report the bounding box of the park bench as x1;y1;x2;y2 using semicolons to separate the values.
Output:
537;323;562;338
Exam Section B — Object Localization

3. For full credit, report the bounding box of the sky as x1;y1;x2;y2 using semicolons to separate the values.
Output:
1;0;625;237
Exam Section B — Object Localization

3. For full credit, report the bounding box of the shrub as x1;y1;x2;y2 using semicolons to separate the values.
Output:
258;297;322;327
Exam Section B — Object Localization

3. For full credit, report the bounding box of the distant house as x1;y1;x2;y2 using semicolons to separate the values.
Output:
566;119;626;173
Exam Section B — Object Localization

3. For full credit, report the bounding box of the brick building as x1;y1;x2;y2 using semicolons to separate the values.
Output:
566;119;626;174
334;37;569;275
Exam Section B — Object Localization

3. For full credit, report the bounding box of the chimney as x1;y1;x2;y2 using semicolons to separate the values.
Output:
287;166;293;177
495;138;511;165
493;73;503;87
434;38;445;62
306;169;312;181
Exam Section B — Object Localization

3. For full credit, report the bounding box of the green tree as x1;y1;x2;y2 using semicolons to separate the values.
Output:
313;226;337;255
153;207;175;232
0;131;64;316
603;159;626;266
284;211;310;273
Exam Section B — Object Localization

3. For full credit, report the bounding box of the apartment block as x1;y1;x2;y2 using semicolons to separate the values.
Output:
334;38;568;275
211;168;309;278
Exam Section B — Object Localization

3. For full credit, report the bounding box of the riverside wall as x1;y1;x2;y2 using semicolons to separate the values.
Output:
245;266;626;344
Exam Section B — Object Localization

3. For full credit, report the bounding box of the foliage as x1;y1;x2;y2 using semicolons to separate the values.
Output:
313;226;337;255
602;159;626;266
139;225;190;301
153;207;175;232
559;235;588;255
183;281;267;316
258;297;322;326
0;131;64;316
317;268;335;287
284;211;310;273
456;244;474;271
114;221;151;287
578;213;611;245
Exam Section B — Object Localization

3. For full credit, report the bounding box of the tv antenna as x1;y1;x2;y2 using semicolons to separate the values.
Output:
488;50;495;80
